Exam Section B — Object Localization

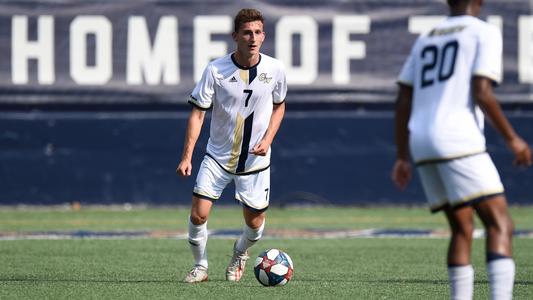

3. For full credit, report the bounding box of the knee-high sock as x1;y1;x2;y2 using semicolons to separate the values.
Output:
448;265;474;300
487;257;515;300
235;221;265;253
188;217;208;268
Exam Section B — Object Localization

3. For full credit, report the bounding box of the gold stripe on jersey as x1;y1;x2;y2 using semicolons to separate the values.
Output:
227;113;244;171
452;188;505;204
414;149;486;166
193;188;220;201
429;188;505;213
239;69;249;86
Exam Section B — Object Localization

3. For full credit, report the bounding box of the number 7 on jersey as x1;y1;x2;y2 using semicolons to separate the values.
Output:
243;89;253;107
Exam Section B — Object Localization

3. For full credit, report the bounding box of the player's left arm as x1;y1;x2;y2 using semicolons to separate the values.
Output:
251;101;285;156
473;76;532;167
391;83;413;190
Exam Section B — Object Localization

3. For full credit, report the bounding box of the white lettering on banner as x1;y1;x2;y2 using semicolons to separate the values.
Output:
127;16;179;85
5;14;532;89
332;15;370;84
519;16;533;83
276;16;318;84
70;16;112;85
193;16;231;82
12;15;55;84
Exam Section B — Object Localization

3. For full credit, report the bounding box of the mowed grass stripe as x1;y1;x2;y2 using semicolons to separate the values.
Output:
2;228;533;240
2;206;533;232
0;238;532;299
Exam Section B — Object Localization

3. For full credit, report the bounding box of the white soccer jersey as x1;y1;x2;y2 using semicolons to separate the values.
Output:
189;53;287;175
398;15;502;164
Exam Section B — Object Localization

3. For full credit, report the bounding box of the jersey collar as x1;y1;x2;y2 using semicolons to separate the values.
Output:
231;53;262;70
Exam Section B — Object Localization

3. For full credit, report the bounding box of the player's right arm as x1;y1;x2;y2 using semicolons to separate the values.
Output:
472;24;531;167
472;77;532;167
177;107;206;176
392;83;413;190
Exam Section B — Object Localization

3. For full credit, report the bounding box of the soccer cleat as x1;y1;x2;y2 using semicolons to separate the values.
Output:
226;242;250;282
183;265;208;283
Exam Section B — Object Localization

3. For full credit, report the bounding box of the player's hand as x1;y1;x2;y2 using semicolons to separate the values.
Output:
251;140;270;156
507;136;532;167
391;159;412;190
176;160;193;177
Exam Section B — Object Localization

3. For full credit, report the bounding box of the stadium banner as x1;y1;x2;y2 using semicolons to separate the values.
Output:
0;0;532;104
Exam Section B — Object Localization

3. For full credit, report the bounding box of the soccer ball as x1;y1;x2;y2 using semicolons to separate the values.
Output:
253;248;294;286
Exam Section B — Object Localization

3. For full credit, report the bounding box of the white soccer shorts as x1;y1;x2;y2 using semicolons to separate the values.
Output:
416;152;504;212
193;155;270;211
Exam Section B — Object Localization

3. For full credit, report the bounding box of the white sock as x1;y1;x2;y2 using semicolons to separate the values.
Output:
188;217;208;268
448;265;474;300
488;258;515;300
235;221;265;253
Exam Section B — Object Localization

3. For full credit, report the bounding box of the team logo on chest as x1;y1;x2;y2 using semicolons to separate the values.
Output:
259;73;272;84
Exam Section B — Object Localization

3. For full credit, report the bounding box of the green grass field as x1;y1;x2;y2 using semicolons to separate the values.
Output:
1;206;532;299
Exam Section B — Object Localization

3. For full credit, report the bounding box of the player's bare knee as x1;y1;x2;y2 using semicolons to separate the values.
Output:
247;218;263;229
190;213;208;225
243;209;265;229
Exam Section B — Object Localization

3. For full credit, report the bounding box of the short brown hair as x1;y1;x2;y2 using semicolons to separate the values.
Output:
233;9;264;32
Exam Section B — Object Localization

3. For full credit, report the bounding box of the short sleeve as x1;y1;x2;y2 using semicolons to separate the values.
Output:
189;64;215;110
272;62;287;104
473;25;502;84
398;50;416;87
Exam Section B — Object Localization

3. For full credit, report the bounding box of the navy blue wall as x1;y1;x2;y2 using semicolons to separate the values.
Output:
1;109;532;206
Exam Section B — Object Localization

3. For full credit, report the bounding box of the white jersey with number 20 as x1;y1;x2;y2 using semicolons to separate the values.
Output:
398;15;502;164
189;53;287;175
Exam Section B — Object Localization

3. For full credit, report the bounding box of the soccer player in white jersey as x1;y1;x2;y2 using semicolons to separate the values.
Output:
392;0;531;299
176;8;287;283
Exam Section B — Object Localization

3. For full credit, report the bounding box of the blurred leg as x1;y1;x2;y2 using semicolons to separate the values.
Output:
444;205;475;300
444;205;475;265
473;195;513;257
474;196;515;300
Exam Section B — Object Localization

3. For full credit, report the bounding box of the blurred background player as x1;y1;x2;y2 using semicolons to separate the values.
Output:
176;8;287;283
391;0;532;299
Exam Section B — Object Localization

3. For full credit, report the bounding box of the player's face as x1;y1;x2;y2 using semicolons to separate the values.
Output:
233;21;265;58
